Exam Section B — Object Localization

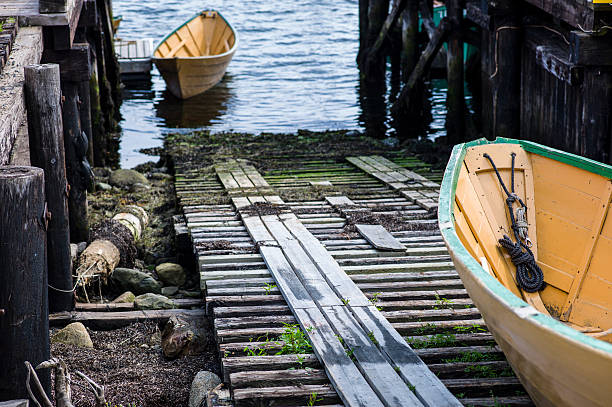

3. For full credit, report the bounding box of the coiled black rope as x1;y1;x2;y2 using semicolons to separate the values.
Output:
483;153;545;292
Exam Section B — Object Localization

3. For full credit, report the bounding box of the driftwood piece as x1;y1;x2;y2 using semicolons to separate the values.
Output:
75;205;147;289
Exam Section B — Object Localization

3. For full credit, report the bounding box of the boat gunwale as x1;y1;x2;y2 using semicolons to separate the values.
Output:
438;137;612;356
152;9;239;61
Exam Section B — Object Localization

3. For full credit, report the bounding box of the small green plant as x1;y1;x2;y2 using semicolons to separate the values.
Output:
408;384;416;393
414;322;438;335
453;324;487;334
263;283;277;295
369;292;383;311
393;366;401;373
341;297;350;305
456;392;466;398
465;364;498;378
367;331;379;346
443;351;497;364
345;348;355;360
307;392;323;406
335;334;344;345
276;323;313;354
407;333;456;349
434;295;453;309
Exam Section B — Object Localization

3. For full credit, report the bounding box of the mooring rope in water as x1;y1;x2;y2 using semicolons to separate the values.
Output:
483;152;545;292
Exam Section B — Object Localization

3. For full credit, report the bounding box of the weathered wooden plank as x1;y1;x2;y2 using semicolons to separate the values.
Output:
325;195;355;207
323;305;424;406
356;224;406;251
293;307;385;407
49;309;206;328
0;27;42;165
233;385;340;406
351;306;462;406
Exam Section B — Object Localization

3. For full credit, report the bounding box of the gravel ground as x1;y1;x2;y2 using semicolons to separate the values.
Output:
50;322;220;407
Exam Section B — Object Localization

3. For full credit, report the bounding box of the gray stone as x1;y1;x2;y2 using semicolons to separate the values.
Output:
156;263;186;287
51;322;93;348
111;268;162;295
134;293;175;310
161;286;179;296
109;169;149;188
96;182;112;191
189;371;221;407
162;315;210;359
130;182;151;192
150;172;173;181
77;241;88;255
112;291;135;303
70;244;78;268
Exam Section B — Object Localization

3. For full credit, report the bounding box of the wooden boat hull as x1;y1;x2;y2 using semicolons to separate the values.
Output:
153;53;234;99
439;138;612;407
153;10;237;99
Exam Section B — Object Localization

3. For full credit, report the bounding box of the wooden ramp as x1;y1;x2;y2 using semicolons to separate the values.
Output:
170;150;534;406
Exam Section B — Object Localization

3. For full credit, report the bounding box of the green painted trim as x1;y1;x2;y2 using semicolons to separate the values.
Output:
438;138;612;354
153;10;238;59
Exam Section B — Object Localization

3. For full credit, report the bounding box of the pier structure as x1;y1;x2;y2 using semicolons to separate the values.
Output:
359;0;612;163
0;1;122;400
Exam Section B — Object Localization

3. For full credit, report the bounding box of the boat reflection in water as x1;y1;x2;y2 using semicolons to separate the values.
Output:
154;75;234;129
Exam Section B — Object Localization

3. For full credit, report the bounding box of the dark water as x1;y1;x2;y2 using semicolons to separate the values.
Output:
113;0;449;168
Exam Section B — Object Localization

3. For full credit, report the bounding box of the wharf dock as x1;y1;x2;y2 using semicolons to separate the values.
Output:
165;132;533;407
115;38;154;78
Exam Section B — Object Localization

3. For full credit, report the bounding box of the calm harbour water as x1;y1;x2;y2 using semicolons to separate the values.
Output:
113;0;448;168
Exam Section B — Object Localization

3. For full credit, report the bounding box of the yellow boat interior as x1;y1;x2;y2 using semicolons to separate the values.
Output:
154;11;236;59
453;143;612;343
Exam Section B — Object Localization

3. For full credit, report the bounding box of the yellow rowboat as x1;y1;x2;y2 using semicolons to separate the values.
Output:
153;10;237;99
439;138;612;407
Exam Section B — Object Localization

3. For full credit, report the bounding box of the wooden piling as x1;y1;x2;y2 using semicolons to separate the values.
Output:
485;6;521;139
0;166;50;400
62;80;90;243
24;64;74;312
400;0;419;82
446;0;465;144
362;0;390;76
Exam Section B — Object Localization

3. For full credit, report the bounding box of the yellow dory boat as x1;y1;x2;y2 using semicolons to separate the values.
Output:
153;10;237;99
439;138;612;407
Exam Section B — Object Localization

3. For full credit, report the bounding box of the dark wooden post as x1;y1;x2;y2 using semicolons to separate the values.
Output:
362;0;390;76
358;0;369;62
488;4;521;139
62;80;90;243
25;64;74;312
42;44;93;243
401;0;419;81
446;0;465;144
79;71;95;165
0;166;50;400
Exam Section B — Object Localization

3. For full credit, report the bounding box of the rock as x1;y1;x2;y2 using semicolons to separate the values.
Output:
155;256;177;266
109;169;149;188
134;293;175;310
111;268;162;295
130;182;151;192
189;371;221;407
112;291;135;303
151;166;168;174
156;263;186;287
179;290;201;298
77;241;88;255
70;243;78;267
162;315;210;359
150;172;173;181
161;286;179;296
51;322;93;348
96;182;112;191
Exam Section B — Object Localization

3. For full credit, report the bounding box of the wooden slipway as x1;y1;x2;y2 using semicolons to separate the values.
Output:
168;148;534;406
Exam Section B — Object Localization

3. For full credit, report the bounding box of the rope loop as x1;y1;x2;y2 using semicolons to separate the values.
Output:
483;153;545;292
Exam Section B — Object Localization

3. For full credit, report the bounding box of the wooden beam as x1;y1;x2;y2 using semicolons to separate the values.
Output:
42;0;83;50
392;18;450;116
40;0;66;14
42;42;91;81
401;0;419;81
569;31;612;66
0;27;43;165
365;0;408;64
